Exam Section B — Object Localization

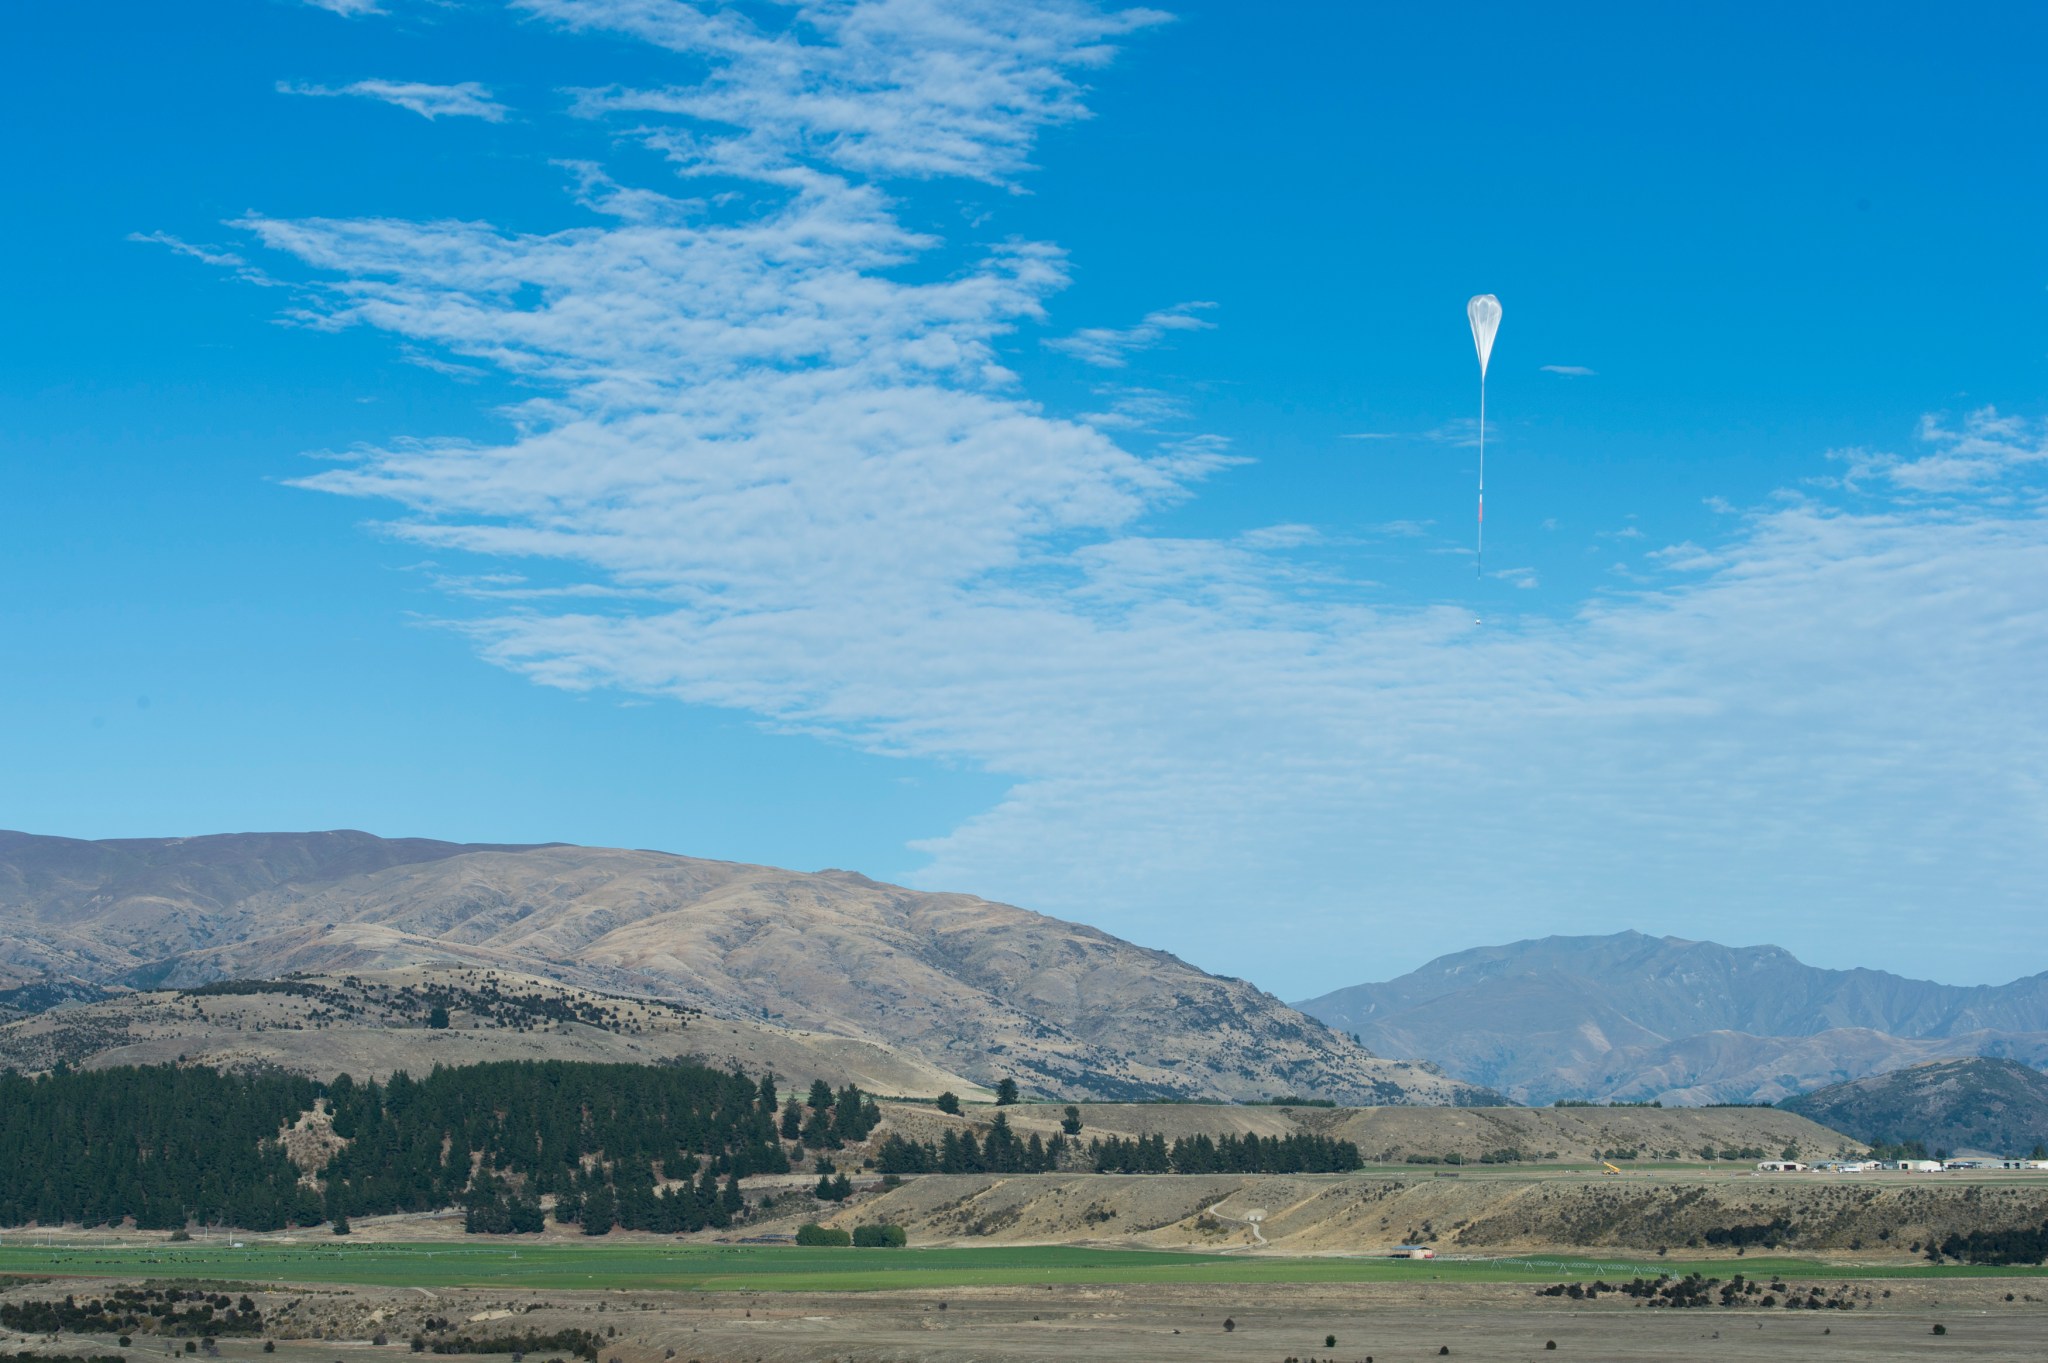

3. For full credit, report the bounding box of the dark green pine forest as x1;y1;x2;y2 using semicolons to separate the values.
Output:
1;1061;1364;1237
0;1060;829;1234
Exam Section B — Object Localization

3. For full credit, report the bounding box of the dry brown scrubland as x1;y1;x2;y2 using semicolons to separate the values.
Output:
805;1167;2048;1257
775;1101;2042;1259
7;1277;2048;1363
885;1100;1858;1163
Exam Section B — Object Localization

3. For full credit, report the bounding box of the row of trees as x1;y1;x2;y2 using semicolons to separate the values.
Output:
1090;1131;1364;1174
794;1222;905;1246
1935;1220;2048;1265
0;1292;262;1338
875;1115;1075;1174
547;1163;747;1236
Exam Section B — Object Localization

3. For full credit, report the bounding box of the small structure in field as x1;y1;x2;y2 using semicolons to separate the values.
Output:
1389;1244;1437;1259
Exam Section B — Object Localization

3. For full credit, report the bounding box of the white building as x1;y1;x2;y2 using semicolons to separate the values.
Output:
1892;1160;1943;1172
1756;1160;1808;1172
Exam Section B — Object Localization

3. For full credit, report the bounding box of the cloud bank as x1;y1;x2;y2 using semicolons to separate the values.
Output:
213;0;2046;991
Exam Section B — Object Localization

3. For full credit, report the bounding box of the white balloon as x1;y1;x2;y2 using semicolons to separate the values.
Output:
1467;294;1502;379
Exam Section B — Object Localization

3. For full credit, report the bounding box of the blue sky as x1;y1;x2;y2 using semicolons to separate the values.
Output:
3;0;2044;997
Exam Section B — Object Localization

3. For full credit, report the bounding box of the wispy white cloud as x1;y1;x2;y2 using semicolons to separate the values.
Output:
128;231;278;286
399;347;489;380
281;79;510;122
1541;363;1596;376
195;0;2048;992
1078;385;1186;431
1832;406;2048;494
128;231;247;270
1047;300;1215;367
301;0;383;14
1342;418;1490;447
555;160;703;223
538;0;1171;187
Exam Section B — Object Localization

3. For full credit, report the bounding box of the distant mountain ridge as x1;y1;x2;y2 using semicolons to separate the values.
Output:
0;829;1486;1107
1293;931;2048;1105
1782;1057;2048;1156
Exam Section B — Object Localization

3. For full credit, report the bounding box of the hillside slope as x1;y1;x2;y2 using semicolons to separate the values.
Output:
0;966;992;1097
0;830;1481;1106
1295;931;2048;1105
821;1169;2045;1256
1781;1057;2048;1155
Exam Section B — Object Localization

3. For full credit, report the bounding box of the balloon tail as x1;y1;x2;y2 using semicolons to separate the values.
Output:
1476;377;1486;578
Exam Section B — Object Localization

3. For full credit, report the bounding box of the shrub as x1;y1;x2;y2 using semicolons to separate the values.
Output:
1222;1318;1234;1332
1545;1343;1557;1351
1931;1324;1946;1335
935;1092;961;1115
795;1223;851;1247
852;1224;907;1247
1325;1335;1337;1348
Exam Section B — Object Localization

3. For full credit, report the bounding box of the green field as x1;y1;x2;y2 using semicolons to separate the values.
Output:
0;1242;2043;1293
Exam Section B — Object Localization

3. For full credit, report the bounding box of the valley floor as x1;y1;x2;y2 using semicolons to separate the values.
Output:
4;1268;2047;1363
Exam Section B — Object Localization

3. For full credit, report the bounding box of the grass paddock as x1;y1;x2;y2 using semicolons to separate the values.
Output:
2;1242;2045;1293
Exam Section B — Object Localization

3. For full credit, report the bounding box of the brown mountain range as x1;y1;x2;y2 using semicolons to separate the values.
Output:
0;829;1485;1105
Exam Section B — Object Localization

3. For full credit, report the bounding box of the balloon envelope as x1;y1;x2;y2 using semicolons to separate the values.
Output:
1467;294;1502;379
